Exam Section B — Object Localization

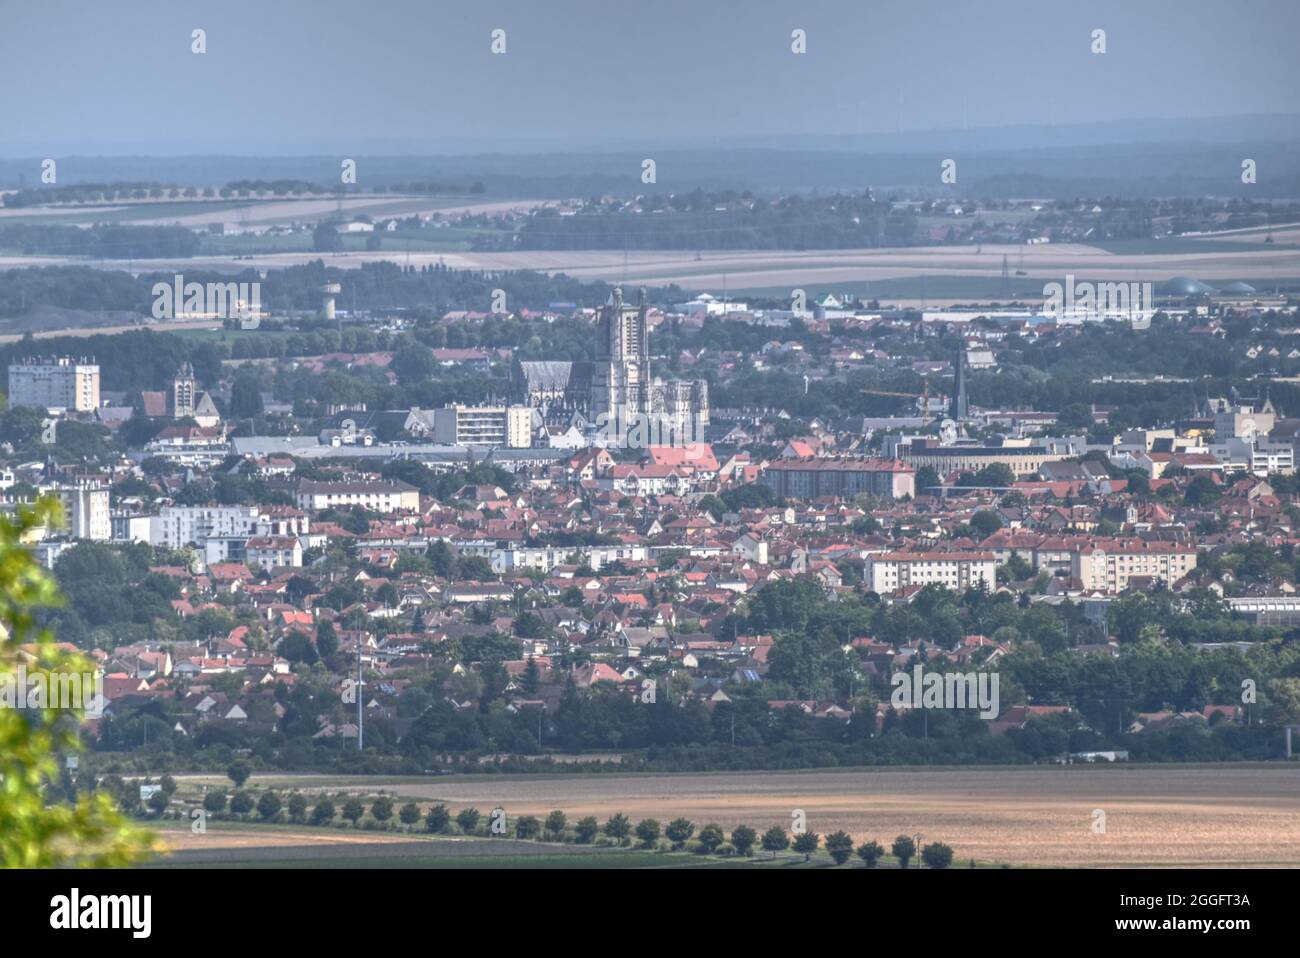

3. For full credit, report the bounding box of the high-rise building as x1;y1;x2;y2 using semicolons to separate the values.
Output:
7;357;100;412
433;404;534;447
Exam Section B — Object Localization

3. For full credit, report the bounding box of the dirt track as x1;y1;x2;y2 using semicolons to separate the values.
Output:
209;764;1300;867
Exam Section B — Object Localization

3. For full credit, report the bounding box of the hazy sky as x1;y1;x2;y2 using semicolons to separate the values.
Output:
2;0;1297;154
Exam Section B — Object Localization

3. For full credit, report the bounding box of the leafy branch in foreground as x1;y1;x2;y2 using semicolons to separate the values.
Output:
0;498;158;867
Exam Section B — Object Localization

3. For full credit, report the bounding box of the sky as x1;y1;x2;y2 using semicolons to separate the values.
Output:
1;0;1298;154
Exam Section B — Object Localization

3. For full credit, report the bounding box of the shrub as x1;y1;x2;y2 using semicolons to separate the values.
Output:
229;790;254;816
311;800;336;826
425;804;450;833
515;815;541;840
257;791;282;821
399;803;421;826
731;825;757;856
665;817;695;849
761;826;789;858
371;797;393;822
922;842;955;870
604;813;631;845
456;807;481;834
635;818;661;848
825;830;855;865
792;831;820;861
574;816;599;844
147;790;168;816
892;835;917;869
203;790;227;814
697;824;725;854
544;810;567;841
341;798;365;824
857;841;883;868
287;793;308;823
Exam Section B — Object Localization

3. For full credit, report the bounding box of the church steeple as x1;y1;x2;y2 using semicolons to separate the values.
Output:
950;344;969;421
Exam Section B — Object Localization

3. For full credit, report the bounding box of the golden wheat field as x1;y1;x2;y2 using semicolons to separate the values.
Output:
210;764;1300;868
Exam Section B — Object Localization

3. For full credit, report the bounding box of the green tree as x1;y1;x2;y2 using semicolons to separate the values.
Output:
969;510;1002;539
288;793;308;823
230;369;265;419
147;789;169;816
1184;474;1222;507
792;831;820;861
604;813;632;845
227;760;251;788
311;800;336;826
761;826;790;858
456;807;481;833
515;815;541;839
892;834;917;868
371;796;394;822
915;465;941;492
665;817;695;849
425;804;450;833
230;791;254;815
574;816;599;844
257;791;282;821
857;840;884;868
825;830;855;865
922;842;955;869
635;818;661;848
544;809;567;840
203;790;227;814
342;798;365;824
731;825;758;856
697;823;725;854
399;802;421;826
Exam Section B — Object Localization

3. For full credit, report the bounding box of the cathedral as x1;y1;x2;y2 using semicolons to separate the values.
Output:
512;287;708;442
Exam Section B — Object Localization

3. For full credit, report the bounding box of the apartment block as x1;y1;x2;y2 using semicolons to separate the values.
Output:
433;404;533;447
762;457;916;500
294;479;420;512
1071;539;1197;593
150;505;264;549
865;551;997;594
8;356;100;412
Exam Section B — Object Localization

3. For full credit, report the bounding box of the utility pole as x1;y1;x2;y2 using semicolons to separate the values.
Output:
357;637;363;751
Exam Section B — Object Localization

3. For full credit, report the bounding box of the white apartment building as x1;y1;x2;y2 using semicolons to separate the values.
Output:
245;535;303;570
865;551;997;595
1207;437;1295;476
111;513;152;544
294;479;420;512
1071;540;1198;593
45;482;111;541
150;505;264;549
484;543;649;574
433;404;533;447
8;357;100;412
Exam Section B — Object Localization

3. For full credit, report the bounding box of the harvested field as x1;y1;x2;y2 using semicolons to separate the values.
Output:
192;764;1300;868
11;240;1298;292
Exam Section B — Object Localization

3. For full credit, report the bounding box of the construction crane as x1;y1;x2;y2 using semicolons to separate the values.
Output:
861;382;934;412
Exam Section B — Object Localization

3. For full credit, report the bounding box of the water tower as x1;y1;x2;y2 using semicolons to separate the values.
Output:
320;282;341;321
